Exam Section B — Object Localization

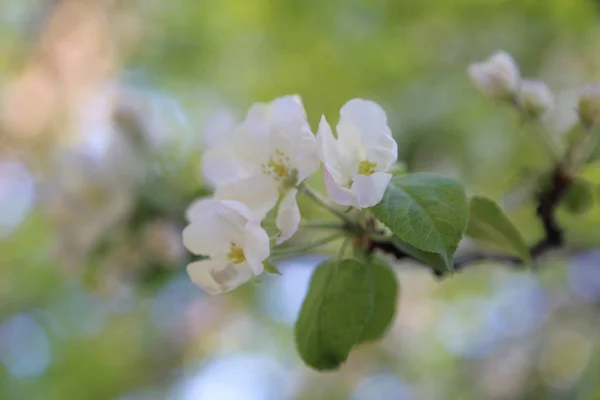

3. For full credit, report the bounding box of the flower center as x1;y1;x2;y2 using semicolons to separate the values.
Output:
227;243;246;264
262;149;297;186
358;160;377;176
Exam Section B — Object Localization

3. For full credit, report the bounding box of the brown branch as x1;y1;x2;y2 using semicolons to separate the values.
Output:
368;166;573;277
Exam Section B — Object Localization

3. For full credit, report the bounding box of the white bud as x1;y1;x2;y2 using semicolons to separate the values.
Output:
467;50;520;99
578;84;600;129
518;79;554;119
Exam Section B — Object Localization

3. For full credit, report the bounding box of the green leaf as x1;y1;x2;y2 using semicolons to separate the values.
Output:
466;196;532;264
371;173;468;272
359;260;399;342
578;161;600;185
263;260;282;275
391;239;448;271
562;179;594;214
295;259;374;371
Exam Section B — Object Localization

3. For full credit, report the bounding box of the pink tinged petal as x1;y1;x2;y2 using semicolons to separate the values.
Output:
202;144;248;187
214;175;280;218
243;221;270;274
275;189;301;244
317;116;347;184
324;168;357;207
351;172;392;208
187;258;253;295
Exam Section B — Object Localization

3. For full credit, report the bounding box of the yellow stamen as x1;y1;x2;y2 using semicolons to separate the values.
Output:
358;160;377;176
227;243;246;264
268;157;289;178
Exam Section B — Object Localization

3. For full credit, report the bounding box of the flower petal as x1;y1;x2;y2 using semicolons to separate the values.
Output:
214;175;280;218
324;168;357;207
187;258;253;295
338;98;392;150
243;220;270;274
317;116;348;184
351;172;392;208
183;199;252;255
202;143;248;187
275;188;301;244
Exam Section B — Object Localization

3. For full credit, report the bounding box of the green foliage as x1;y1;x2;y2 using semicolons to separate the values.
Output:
371;173;469;272
263;259;282;275
391;239;448;271
295;259;374;370
466;195;532;264
563;179;594;214
359;260;399;343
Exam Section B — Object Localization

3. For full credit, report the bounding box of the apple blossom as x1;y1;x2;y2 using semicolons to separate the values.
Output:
202;95;320;244
518;79;553;119
578;84;600;129
316;99;398;208
468;50;520;99
183;199;270;295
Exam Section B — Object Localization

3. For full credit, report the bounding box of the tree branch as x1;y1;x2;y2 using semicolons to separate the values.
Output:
368;166;573;277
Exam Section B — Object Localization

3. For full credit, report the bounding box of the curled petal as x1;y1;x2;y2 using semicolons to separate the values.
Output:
187;258;254;295
324;168;357;207
276;189;301;244
351;172;392;208
243;220;270;274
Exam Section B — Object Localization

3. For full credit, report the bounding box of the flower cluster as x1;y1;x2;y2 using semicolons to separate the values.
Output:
182;96;398;294
468;50;554;119
468;50;600;129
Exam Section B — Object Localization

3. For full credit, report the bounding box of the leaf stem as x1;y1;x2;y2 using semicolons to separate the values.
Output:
300;220;346;230
271;233;345;258
300;183;355;225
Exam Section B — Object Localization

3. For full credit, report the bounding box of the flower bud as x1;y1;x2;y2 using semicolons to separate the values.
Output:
518;79;554;119
467;51;520;99
578;84;600;129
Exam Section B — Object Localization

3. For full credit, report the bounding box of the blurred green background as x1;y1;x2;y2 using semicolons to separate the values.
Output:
3;0;600;399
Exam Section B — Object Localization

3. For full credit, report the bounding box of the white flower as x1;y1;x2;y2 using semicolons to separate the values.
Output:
468;51;520;99
518;79;554;119
578;84;600;129
316;99;398;208
202;95;320;244
183;199;270;295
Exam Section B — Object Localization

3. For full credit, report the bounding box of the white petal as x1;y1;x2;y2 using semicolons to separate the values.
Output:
202;144;248;187
292;131;321;182
338;98;392;150
368;134;398;172
243;221;270;274
214;175;280;218
182;220;230;256
489;51;520;91
351;172;392;208
324;168;357;207
317;116;348;184
269;95;308;129
275;189;301;244
183;199;252;255
187;258;253;295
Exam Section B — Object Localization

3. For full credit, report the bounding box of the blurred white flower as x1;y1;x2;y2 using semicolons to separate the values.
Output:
468;50;520;99
202;95;320;243
518;79;554;119
578;84;600;128
316;99;397;208
183;199;270;295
